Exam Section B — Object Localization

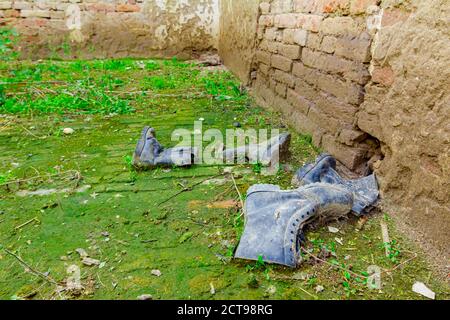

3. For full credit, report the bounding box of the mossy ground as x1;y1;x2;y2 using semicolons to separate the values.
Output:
0;59;448;300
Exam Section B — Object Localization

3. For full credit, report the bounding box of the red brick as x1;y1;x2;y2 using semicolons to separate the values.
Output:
382;8;411;27
87;3;115;13
350;0;378;15
322;0;350;14
259;15;274;27
371;66;395;86
116;4;140;12
297;14;323;32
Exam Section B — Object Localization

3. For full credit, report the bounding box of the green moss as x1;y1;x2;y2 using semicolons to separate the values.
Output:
0;58;447;300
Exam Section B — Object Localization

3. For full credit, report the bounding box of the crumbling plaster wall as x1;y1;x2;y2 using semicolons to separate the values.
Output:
358;0;450;270
0;0;220;59
219;0;449;272
219;0;262;84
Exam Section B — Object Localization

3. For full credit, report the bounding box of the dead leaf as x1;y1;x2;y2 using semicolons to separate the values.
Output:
207;199;238;209
75;248;89;259
137;294;153;300
82;257;100;266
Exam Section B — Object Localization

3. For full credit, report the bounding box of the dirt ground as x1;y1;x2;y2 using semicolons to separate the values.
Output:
0;59;448;300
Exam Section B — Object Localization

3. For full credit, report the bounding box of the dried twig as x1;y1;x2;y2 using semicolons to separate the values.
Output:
15;217;39;230
229;173;245;217
3;249;58;285
158;173;224;206
380;221;391;257
0;169;80;187
300;248;368;279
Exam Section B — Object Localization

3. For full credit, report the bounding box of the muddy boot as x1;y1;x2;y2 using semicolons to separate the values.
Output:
234;183;354;267
221;133;291;166
292;154;379;215
133;126;198;168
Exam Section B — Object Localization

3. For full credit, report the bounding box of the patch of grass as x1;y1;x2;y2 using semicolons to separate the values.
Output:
0;27;19;62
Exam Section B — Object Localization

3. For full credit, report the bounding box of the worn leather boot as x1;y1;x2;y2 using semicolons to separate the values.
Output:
132;126;199;168
292;154;379;214
234;182;354;267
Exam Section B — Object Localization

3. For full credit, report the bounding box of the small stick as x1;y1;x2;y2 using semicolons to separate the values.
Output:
297;285;318;300
3;249;58;285
380;221;391;257
15;217;39;230
158;173;224;206
229;173;245;217
300;248;368;279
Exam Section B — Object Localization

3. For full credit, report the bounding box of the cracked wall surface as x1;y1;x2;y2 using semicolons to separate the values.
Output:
0;0;219;59
219;0;449;273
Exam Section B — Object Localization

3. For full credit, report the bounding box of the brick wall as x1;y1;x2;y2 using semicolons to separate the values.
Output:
252;0;382;172
0;0;219;59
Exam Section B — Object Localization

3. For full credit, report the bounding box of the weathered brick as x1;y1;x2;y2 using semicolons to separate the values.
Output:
86;3;115;13
259;63;270;76
320;16;361;36
316;92;359;124
116;4;140;12
297;14;322;32
301;48;370;84
334;35;372;62
265;28;279;41
293;0;321;14
293;29;308;46
3;9;19;18
322;0;350;14
338;128;368;145
256;50;272;65
278;43;301;59
275;82;288;97
381;7;411;27
273;69;296;87
20;10;51;18
307;106;341;135
314;71;365;105
0;1;11;10
321;134;367;169
350;0;378;15
274;13;299;28
282;29;296;44
371;65;395;86
287;89;313;114
294;77;318;101
283;29;308;46
321;36;337;53
260;2;271;14
13;1;30;10
50;11;65;20
271;54;293;72
305;32;322;50
259;15;274;27
271;0;295;14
